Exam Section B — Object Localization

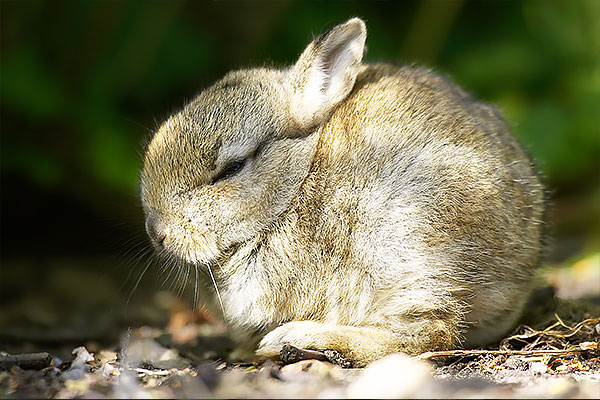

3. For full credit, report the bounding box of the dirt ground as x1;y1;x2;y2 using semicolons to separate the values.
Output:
1;255;599;399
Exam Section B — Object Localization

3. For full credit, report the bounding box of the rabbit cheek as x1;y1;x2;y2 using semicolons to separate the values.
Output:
164;228;218;264
172;214;219;263
185;231;220;263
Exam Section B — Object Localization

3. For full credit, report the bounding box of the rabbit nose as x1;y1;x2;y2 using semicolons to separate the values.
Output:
145;213;169;246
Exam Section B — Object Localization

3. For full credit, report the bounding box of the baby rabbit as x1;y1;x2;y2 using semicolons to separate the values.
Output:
141;18;545;367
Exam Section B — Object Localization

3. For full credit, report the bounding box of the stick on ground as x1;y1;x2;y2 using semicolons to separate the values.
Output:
280;344;352;368
0;352;53;370
418;348;589;360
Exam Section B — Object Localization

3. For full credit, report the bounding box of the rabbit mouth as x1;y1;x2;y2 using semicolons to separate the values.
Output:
167;233;221;265
162;228;245;269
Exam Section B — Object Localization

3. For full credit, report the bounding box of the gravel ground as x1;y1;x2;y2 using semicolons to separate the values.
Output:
1;256;599;398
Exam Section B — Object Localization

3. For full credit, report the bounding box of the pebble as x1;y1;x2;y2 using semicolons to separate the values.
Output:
346;353;433;398
529;362;548;375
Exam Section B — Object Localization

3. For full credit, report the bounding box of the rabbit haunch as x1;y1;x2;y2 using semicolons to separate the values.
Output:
141;18;544;367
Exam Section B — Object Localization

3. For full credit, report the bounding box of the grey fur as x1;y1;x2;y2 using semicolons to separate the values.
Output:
140;18;544;367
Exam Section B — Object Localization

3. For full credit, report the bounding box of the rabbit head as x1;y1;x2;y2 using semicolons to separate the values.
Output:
141;19;367;264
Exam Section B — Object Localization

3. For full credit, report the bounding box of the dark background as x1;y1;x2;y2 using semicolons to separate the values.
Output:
1;0;599;344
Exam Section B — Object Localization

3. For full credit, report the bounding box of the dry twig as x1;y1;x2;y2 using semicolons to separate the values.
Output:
420;315;600;361
418;348;588;360
500;316;599;351
0;352;53;370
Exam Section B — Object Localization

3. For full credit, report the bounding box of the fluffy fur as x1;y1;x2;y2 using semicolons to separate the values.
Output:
140;18;545;367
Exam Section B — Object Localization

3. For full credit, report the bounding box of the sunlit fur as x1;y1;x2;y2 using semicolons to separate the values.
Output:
140;18;545;367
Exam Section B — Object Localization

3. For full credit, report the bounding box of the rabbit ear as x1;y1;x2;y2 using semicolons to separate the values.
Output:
287;18;366;131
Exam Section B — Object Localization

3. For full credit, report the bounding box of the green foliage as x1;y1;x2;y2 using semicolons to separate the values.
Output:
442;0;600;186
1;0;598;204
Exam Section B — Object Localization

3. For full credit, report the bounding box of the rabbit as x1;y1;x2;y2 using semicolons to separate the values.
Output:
140;18;545;367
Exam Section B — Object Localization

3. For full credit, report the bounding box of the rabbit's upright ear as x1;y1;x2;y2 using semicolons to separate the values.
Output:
286;18;366;132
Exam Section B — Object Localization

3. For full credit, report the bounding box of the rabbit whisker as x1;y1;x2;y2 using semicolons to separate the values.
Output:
204;262;226;323
193;262;199;310
127;257;154;304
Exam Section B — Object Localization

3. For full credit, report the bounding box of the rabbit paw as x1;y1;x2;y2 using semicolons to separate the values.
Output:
255;320;395;367
256;321;327;359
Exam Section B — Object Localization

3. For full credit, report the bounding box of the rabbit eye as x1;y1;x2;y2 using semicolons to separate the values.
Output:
211;159;246;184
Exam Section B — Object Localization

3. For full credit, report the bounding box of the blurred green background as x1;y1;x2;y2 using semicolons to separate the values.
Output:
1;1;599;291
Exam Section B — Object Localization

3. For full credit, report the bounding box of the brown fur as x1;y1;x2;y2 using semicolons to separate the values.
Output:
140;18;544;367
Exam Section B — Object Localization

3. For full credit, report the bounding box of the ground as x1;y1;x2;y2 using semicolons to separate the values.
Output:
0;253;599;398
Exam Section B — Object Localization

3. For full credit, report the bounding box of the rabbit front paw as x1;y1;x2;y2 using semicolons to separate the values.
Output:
256;321;324;359
256;320;396;367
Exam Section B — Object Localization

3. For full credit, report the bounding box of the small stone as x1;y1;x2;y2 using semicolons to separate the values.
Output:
96;350;117;365
547;377;576;397
529;361;547;374
124;338;188;369
346;353;433;398
72;347;94;367
100;362;118;378
280;359;340;379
